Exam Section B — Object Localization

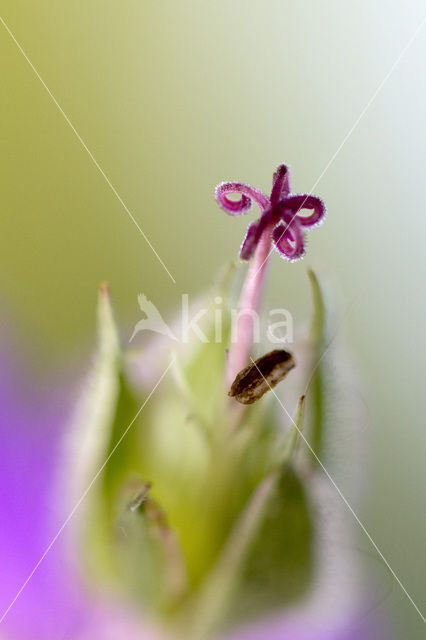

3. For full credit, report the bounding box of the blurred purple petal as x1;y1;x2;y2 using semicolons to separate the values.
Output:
222;613;386;640
0;333;156;640
0;340;82;637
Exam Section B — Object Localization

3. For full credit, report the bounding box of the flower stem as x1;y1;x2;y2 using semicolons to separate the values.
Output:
226;223;274;388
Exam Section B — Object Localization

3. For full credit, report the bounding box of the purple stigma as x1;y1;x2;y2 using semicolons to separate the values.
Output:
215;164;326;262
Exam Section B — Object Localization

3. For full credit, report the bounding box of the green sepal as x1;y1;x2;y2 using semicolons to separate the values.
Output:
65;285;152;586
112;476;188;612
179;391;311;638
307;269;327;461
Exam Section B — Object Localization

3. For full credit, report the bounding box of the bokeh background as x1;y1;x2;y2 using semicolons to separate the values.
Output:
1;1;425;637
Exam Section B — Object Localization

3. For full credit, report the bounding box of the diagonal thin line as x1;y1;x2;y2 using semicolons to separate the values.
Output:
254;14;426;279
0;357;175;625
0;14;176;284
249;356;426;625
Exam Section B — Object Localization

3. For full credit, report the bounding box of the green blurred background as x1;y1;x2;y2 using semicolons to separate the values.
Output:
1;1;425;637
